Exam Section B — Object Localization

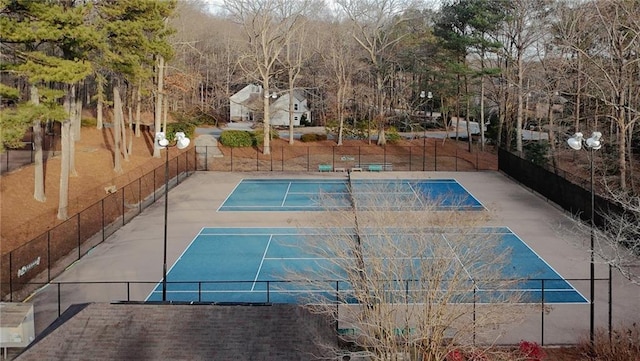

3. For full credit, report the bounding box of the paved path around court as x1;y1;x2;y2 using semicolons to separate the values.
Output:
27;170;640;345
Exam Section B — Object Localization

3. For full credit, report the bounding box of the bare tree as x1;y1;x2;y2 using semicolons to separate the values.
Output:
224;0;311;154
555;0;640;191
280;1;320;144
500;0;553;154
319;19;364;146
570;185;640;286
335;0;413;146
285;182;527;360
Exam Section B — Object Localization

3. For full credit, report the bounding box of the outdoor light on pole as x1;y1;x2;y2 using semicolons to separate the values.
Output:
567;130;602;348
155;131;190;301
420;91;433;171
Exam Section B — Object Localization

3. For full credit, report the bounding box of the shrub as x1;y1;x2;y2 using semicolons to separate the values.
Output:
519;340;546;361
219;130;253;147
253;128;280;146
385;126;402;144
167;122;196;140
577;325;640;361
171;109;218;127
300;133;327;142
81;117;97;127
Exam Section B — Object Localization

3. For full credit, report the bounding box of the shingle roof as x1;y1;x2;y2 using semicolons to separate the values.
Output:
15;303;338;361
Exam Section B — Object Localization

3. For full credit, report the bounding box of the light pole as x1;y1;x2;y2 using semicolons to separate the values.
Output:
155;131;190;301
420;91;433;171
567;131;602;348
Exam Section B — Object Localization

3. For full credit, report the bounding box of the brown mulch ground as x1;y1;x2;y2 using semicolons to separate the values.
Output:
0;126;167;255
0;128;498;255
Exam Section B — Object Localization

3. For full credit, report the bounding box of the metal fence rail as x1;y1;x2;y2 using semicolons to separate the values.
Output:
3;276;612;347
0;148;196;302
195;144;497;172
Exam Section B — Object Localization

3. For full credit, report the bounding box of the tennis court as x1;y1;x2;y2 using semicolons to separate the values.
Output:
146;227;587;304
218;178;484;211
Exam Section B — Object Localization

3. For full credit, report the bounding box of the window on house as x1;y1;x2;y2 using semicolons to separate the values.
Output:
294;103;298;111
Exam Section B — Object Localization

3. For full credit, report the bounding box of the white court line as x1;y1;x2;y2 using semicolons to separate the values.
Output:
251;235;273;291
216;179;245;212
441;234;476;287
405;182;425;206
280;182;293;207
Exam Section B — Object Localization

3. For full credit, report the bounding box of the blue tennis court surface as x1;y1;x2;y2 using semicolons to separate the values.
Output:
219;178;484;211
146;227;587;304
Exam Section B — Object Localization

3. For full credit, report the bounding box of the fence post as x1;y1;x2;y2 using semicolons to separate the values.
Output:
609;265;612;344
199;282;202;303
153;168;156;202
281;147;284;171
138;177;142;214
77;214;81;259
473;286;477;346
230;147;233;171
434;142;437;171
256;147;259;171
455;148;458;171
307;147;310;172
384;146;387;167
127;282;130;301
266;281;270;303
101;199;105;243
47;232;51;281
57;283;61;317
9;252;13;302
336;281;340;334
121;187;125;226
541;279;545;346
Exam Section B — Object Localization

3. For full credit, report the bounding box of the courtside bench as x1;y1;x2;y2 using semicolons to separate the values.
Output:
318;164;333;172
355;163;393;172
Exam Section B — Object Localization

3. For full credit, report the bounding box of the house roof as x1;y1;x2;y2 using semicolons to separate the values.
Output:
15;303;337;361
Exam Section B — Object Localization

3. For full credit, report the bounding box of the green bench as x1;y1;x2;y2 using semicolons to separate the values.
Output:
355;163;393;172
318;164;332;172
368;164;383;172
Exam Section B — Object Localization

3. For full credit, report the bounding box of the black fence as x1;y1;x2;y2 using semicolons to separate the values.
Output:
497;148;622;226
6;276;612;346
195;143;497;172
0;148;196;302
0;133;60;174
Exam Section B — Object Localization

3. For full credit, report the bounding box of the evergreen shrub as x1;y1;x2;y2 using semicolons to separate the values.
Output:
219;130;253;147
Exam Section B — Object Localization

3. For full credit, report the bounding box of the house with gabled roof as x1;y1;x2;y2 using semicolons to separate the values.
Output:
229;84;311;127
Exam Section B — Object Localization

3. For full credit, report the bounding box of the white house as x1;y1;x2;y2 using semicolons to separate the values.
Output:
229;84;311;126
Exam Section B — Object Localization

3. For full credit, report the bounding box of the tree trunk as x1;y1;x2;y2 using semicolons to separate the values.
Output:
135;82;142;137
153;55;165;158
57;117;71;220
376;74;386;146
31;85;46;202
97;75;104;130
480;76;486;151
113;84;123;173
67;84;78;177
263;80;271;155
